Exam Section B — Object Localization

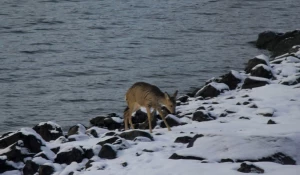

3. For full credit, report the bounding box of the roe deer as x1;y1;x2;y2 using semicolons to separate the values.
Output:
124;82;178;133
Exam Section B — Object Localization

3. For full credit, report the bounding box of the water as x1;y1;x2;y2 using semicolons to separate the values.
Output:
0;0;299;133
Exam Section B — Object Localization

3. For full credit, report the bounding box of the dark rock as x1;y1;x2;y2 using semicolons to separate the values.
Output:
0;129;44;153
86;128;99;138
97;137;120;146
257;108;274;117
51;147;60;154
23;160;39;175
250;64;273;79
54;147;84;165
178;95;189;103
241;95;249;98
239;117;250;120
219;112;227;117
67;124;86;136
33;122;63;142
226;96;235;99
118;130;154;141
142;149;154;152
38;164;55;175
243;101;250;105
195;83;228;98
82;147;94;159
241;77;269;89
267;119;276;124
236;102;242;105
174;136;192;144
98;144;117;159
220;158;234;163
196;106;206;110
217;71;242;90
245;57;268;73
160;115;185;128
249;104;258;108
1;141;35;162
237;152;296;165
225;109;236;114
187;134;204;148
103;132;117;137
256;31;279;50
90;114;123;130
0;158;17;173
192;111;215;122
132;110;148;124
169;153;204;161
85;160;94;169
121;162;128;167
256;30;300;57
237;163;264;174
135;114;157;130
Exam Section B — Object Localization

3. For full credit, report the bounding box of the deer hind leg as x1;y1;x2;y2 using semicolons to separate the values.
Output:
157;108;172;131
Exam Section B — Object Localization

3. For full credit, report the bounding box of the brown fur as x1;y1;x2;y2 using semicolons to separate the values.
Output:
124;82;178;133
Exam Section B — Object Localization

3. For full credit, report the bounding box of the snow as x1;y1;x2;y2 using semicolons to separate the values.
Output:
1;52;300;175
255;54;270;65
252;64;272;71
231;70;244;80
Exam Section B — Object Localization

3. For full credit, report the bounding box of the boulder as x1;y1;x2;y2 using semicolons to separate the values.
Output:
0;157;18;173
98;144;117;159
118;130;154;141
250;64;273;79
241;77;269;89
245;56;268;73
160;115;186;128
256;31;279;50
131;110;148;124
192;111;215;122
237;163;264;174
67;124;86;136
90;113;123;130
0;141;34;162
256;30;300;57
174;136;192;144
187;134;204;148
23;160;40;175
195;82;229;98
0;128;45;153
38;164;55;175
54;146;84;165
256;108;275;117
267;119;276;124
177;95;189;103
236;152;296;165
33;121;63;142
169;153;204;161
217;70;242;90
97;136;120;146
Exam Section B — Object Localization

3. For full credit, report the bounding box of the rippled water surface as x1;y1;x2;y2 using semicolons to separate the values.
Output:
0;0;299;132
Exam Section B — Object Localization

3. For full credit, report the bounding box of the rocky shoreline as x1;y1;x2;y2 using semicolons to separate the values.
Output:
1;30;300;175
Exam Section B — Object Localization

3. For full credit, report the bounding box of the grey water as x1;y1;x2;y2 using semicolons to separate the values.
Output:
0;0;299;133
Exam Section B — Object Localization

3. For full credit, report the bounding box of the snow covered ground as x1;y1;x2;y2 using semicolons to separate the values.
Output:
1;48;300;175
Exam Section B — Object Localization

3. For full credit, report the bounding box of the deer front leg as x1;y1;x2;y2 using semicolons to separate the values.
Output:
157;108;171;131
146;106;153;133
124;107;130;130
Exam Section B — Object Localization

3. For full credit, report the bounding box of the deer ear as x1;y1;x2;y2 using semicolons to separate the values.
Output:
173;90;178;97
164;92;170;99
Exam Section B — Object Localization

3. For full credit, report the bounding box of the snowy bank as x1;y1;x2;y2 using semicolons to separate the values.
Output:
1;31;300;175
